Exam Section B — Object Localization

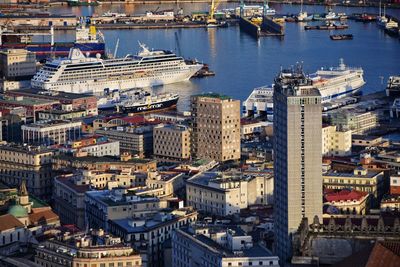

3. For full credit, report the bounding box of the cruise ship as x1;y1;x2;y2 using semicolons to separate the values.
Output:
243;59;365;118
31;43;203;95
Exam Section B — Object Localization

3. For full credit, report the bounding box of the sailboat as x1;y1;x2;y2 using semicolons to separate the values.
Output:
377;2;388;28
296;0;312;22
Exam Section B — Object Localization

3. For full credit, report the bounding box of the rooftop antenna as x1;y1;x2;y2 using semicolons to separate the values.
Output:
113;38;119;58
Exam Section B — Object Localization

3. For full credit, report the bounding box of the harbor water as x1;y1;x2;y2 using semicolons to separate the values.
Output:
49;3;400;111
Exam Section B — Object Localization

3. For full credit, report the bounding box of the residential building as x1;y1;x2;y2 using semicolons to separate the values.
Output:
324;189;369;215
0;95;59;118
0;144;53;199
35;232;142;267
0;49;36;80
323;168;385;205
6;89;98;115
59;136;120;157
390;173;400;195
352;135;389;148
153;124;190;161
21;120;82;145
96;125;154;158
329;109;381;134
85;188;169;231
172;225;279;267
108;208;198;267
186;171;272;216
374;151;400;171
240;119;271;140
322;125;352;156
0;214;29;256
380;194;400;212
54;169;139;229
191;93;240;162
273;71;323;262
52;153;157;173
144;171;185;197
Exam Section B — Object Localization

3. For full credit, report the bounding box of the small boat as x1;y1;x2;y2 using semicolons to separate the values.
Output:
305;22;348;30
330;34;353;40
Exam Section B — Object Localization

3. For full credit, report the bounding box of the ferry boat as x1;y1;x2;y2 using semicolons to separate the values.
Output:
31;43;203;95
0;25;105;60
242;59;365;118
119;91;179;113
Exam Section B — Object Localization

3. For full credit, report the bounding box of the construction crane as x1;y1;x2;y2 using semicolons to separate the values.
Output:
207;0;221;24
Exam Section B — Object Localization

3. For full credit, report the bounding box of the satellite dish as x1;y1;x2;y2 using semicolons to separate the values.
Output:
96;53;101;59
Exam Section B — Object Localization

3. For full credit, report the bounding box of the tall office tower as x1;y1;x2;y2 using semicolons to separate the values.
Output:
273;68;323;263
191;93;241;162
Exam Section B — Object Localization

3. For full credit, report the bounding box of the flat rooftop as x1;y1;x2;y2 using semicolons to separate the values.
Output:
0;144;53;154
193;93;232;100
0;96;58;106
8;89;94;101
323;170;381;179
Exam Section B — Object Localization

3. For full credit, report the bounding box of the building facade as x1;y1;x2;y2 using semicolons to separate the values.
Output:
108;209;198;267
191;93;240;162
323;168;385;206
153;124;190;161
0;144;53;199
172;225;280;267
35;232;142;267
21;120;82;146
85;188;168;231
0;49;36;80
322;125;352;157
273;72;323;262
186;171;272;216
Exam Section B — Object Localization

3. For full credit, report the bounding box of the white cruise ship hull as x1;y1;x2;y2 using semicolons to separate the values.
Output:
33;65;201;95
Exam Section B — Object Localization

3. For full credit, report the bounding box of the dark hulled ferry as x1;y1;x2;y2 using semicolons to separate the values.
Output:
120;91;179;114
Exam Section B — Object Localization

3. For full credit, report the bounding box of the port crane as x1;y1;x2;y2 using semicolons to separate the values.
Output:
207;0;222;24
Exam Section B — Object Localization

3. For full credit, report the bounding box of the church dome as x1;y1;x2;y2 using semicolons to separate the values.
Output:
8;204;28;218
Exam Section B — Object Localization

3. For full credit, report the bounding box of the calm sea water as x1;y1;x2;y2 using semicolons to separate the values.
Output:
49;3;400;111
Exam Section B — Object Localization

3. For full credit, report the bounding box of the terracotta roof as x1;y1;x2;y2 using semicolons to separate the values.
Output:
0;214;24;231
366;241;400;267
29;210;59;225
325;189;368;202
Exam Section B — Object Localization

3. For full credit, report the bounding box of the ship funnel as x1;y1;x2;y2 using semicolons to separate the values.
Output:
68;48;86;60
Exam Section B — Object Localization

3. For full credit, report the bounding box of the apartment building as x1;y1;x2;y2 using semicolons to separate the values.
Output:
108;208;198;267
322;125;352;156
0;144;53;199
172;225;279;267
153;124;190;161
191;93;241;162
186;171;272;216
0;49;36;80
35;232;141;267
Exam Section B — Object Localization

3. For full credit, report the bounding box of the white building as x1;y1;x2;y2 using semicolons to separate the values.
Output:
322;125;352;156
172;224;280;267
21;120;82;146
186;171;273;216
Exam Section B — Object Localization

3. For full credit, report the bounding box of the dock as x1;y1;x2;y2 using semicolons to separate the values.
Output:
239;17;284;38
